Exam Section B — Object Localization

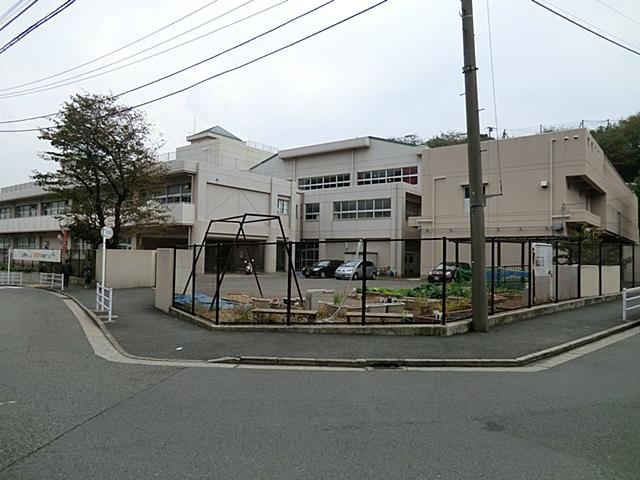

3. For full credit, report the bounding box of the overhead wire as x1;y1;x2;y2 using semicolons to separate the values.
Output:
0;0;76;55
0;0;38;33
0;0;290;99
0;0;389;133
484;0;503;198
0;0;29;25
0;0;334;125
0;0;222;92
530;0;640;56
594;0;640;28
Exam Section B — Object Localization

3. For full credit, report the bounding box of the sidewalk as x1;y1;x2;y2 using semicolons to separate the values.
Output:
62;285;637;363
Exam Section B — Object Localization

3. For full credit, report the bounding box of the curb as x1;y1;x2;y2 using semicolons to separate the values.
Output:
44;287;640;370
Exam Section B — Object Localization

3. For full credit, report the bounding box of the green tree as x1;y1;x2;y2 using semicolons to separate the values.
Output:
387;133;425;145
591;113;640;182
34;93;168;248
425;130;492;148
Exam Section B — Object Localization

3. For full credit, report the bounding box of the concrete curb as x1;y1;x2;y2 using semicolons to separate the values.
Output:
45;287;639;370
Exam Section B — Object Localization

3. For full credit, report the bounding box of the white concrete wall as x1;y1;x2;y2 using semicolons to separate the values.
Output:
580;265;620;296
96;249;157;289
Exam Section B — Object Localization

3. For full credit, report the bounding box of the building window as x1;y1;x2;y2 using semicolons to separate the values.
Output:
298;174;350;190
15;204;37;218
0;206;11;219
0;237;10;248
155;182;192;204
277;198;290;215
357;166;418;185
463;185;487;214
304;203;320;221
14;237;37;248
118;238;133;250
333;198;391;220
405;201;421;219
296;241;319;269
42;200;66;216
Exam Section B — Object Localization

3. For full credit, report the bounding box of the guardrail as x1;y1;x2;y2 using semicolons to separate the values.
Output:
0;272;23;286
40;272;64;291
622;286;640;321
96;283;113;322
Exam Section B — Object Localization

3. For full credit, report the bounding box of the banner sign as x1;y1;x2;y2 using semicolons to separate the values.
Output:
12;249;61;263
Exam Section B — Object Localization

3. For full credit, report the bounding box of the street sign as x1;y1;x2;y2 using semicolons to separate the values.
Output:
13;249;61;263
101;227;113;239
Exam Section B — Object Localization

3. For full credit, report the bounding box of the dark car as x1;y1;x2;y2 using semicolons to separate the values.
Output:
303;260;344;278
427;262;471;283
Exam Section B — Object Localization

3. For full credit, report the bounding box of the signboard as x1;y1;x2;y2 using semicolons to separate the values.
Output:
12;249;61;263
532;243;553;277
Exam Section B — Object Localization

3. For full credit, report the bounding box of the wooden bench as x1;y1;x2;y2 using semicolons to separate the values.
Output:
252;308;317;323
345;311;414;323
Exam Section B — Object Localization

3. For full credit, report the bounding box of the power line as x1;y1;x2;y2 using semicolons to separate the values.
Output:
0;0;76;55
594;0;640;28
485;0;503;197
0;0;38;33
0;0;29;25
530;0;640;56
0;0;222;92
0;0;288;99
0;0;389;133
0;0;335;123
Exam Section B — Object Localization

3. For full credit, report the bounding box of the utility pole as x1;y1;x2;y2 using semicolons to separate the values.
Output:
461;0;489;332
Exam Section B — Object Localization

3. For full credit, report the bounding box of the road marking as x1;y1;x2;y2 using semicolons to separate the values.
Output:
60;294;640;373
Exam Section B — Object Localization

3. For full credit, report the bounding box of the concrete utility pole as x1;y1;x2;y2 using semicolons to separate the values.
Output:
461;0;489;332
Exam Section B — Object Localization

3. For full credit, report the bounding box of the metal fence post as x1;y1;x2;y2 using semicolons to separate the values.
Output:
576;240;582;298
554;240;559;303
633;245;636;288
286;241;293;326
598;241;603;296
619;242;623;291
442;237;447;325
528;240;533;308
490;238;495;316
171;248;177;308
455;241;459;267
361;239;367;326
191;245;196;315
215;243;221;325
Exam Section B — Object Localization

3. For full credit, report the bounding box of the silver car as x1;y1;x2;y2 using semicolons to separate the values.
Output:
334;260;377;280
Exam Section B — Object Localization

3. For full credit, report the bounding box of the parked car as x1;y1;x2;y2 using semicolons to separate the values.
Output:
427;262;471;283
302;260;343;278
334;260;377;280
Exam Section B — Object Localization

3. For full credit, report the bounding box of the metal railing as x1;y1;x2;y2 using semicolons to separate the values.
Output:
0;272;23;286
40;272;64;290
96;283;113;322
622;286;640;321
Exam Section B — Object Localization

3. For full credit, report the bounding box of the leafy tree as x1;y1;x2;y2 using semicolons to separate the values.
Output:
591;113;640;182
387;133;425;146
34;93;168;248
425;130;492;148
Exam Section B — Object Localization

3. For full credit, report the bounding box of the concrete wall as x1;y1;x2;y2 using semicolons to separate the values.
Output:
580;265;620;296
96;249;157;289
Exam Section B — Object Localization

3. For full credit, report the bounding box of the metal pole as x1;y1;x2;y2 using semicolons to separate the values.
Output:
215;243;222;325
455;241;459;266
554;240;559;303
619;242;623;291
191;245;196;315
171;248;177;308
633;245;636;288
101;235;106;287
461;0;488;332
286;241;292;326
361;239;367;326
442;237;447;325
598;241;603;296
490;238;495;315
7;248;10;274
528;240;532;308
577;240;582;299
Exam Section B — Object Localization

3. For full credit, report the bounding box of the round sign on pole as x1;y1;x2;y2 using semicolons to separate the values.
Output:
101;227;113;239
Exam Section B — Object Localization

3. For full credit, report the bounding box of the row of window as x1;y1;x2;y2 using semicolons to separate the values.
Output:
154;183;192;204
0;201;67;219
305;199;394;221
297;166;419;191
356;166;418;185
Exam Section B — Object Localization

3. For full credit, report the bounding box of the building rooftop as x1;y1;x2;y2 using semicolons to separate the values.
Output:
186;125;243;143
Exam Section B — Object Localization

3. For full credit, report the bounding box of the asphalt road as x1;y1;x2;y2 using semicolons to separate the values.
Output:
1;287;639;479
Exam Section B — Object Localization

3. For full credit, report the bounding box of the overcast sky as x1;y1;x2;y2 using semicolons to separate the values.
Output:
0;0;639;187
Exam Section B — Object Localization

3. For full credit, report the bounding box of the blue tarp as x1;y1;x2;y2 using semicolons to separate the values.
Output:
173;293;241;310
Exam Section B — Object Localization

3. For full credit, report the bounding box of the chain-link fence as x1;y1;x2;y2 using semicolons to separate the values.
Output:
171;237;634;326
